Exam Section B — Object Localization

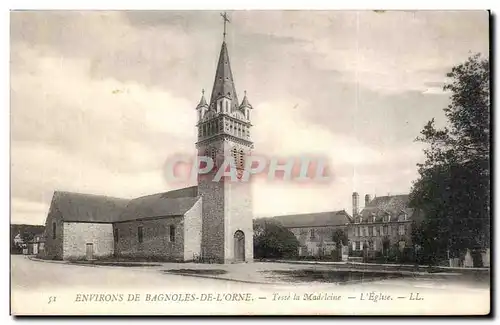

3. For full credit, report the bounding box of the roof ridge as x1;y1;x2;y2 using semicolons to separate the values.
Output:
54;190;128;201
274;210;347;218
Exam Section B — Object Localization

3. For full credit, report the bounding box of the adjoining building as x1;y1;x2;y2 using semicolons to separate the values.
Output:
273;210;352;258
40;20;254;264
347;192;423;258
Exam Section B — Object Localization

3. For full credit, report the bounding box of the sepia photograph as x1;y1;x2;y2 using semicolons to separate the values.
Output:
9;9;491;316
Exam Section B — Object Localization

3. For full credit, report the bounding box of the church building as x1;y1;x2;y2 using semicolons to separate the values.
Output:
41;16;254;264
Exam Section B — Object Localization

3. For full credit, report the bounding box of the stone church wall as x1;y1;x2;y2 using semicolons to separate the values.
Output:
183;197;203;261
114;216;184;261
42;202;65;260
224;178;254;263
63;222;114;260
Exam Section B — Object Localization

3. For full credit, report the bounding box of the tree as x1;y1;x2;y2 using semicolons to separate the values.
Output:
253;218;300;259
331;229;348;247
409;54;490;264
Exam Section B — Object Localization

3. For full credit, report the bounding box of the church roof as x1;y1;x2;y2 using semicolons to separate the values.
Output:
50;186;199;223
272;210;352;228
119;195;200;222
209;41;239;108
52;191;129;223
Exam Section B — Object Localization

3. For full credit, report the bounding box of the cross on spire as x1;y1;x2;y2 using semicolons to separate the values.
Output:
220;12;230;41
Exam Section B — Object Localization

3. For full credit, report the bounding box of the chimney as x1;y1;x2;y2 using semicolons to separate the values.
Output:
352;192;359;217
365;194;371;207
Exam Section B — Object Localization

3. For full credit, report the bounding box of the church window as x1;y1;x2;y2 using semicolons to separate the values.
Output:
211;148;217;164
52;222;56;239
231;147;238;165
114;228;119;243
169;225;176;242
238;149;244;169
138;226;143;243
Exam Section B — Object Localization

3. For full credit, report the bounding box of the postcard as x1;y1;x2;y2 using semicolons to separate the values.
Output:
10;10;491;316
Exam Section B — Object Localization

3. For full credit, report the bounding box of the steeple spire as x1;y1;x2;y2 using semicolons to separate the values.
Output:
197;89;208;108
209;34;239;110
240;90;252;109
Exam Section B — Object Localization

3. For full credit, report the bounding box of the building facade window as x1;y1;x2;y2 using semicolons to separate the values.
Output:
52;222;56;239
383;225;389;236
368;226;373;236
398;224;406;235
355;241;360;251
170;225;176;242
138;226;143;243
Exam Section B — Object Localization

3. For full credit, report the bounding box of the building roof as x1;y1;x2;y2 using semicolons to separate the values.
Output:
272;210;352;228
209;41;239;109
358;194;422;222
51;186;200;224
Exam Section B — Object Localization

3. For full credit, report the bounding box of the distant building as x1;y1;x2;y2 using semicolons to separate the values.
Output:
13;233;23;246
28;233;45;256
347;193;423;257
273;211;352;257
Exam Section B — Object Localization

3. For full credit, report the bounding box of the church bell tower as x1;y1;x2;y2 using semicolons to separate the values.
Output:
195;13;254;263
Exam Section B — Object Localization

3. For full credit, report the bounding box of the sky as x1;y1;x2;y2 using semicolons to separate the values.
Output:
10;10;489;225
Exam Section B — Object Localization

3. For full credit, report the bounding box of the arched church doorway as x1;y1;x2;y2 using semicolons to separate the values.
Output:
234;230;245;262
